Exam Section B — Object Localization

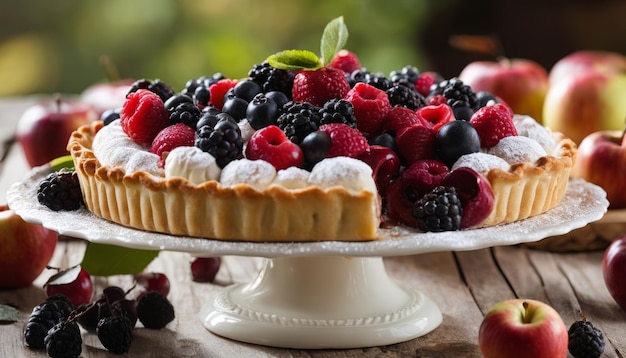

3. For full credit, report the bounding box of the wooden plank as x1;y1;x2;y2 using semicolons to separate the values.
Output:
492;246;549;302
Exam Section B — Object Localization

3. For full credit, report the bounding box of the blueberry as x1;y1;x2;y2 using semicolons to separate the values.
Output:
452;106;474;121
222;97;248;121
300;131;331;170
100;108;121;125
232;80;262;102
435;120;480;167
265;90;289;110
246;93;278;130
369;133;396;151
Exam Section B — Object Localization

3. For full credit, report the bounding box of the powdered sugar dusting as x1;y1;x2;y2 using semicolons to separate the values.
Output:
488;136;547;165
451;152;510;174
220;159;277;190
165;146;221;184
513;115;556;152
308;157;376;194
272;167;310;189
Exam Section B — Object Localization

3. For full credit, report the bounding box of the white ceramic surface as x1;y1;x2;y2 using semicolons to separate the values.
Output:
7;166;609;348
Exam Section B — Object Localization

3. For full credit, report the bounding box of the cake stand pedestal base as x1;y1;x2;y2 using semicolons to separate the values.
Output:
204;256;442;349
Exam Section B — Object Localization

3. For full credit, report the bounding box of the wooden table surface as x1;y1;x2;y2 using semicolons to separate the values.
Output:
1;97;625;357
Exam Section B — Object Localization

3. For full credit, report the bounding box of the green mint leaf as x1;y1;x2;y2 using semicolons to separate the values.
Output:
266;49;322;71
81;242;159;276
321;16;349;66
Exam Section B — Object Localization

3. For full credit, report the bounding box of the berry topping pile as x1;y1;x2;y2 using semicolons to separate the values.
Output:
61;16;559;234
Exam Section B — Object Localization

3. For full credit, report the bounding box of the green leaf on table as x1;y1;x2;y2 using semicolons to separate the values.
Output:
81;242;159;276
266;50;322;71
320;16;348;66
0;304;20;324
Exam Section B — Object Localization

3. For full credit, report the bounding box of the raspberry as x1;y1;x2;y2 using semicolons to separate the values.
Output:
136;291;175;329
469;103;517;147
208;79;238;110
318;123;368;158
37;169;84;211
150;123;196;167
245;125;305;170
416;104;455;133
427;94;447;106
568;318;605;358
383;106;428;134
292;66;350;107
97;315;133;354
414;72;442;97
413;186;463;232
329;49;362;74
120;89;170;145
44;321;82;358
344;82;391;138
395;124;436;165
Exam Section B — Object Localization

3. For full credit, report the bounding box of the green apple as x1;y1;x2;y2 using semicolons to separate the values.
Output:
543;51;626;145
458;58;549;123
478;299;568;358
0;205;58;288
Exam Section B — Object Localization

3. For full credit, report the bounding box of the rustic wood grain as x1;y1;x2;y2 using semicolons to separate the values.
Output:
1;98;625;357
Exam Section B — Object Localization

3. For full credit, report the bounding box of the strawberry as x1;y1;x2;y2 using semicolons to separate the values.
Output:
150;123;196;167
469;103;517;147
395;124;436;165
344;82;391;138
318;123;368;158
208;79;238;110
245;125;304;170
416;104;455;133
120;89;169;145
292;67;350;107
329;49;361;74
385;159;449;227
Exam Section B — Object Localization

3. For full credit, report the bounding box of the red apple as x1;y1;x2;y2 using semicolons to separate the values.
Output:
0;205;58;288
45;266;93;307
17;96;98;167
543;51;626;145
571;130;626;209
458;58;549;122
479;299;568;358
80;78;134;116
602;235;626;311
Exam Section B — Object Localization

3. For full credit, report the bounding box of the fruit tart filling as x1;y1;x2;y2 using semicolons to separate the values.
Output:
52;17;575;239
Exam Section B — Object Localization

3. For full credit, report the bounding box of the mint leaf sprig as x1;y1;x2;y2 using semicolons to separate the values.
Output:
266;16;349;71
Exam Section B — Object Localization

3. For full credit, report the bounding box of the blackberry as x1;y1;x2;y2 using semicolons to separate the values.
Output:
248;61;294;99
195;116;243;168
44;321;82;358
164;94;201;128
428;77;479;110
347;68;369;87
127;78;175;102
568;319;605;358
413;186;463;232
136;291;175;329
276;101;321;144
97;316;133;354
389;65;420;85
24;295;74;348
363;72;392;91
37;169;84;211
386;84;424;110
182;73;224;106
319;98;357;127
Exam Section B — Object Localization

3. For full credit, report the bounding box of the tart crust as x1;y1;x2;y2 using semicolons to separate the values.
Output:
68;121;381;242
68;121;576;241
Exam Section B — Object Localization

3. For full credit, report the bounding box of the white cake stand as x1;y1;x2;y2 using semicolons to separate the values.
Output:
7;166;609;349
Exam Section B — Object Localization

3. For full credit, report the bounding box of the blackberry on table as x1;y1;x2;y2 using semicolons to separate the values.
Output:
127;78;175;102
568;318;605;358
44;321;82;358
319;98;357;127
37;169;84;211
195;116;243;168
24;295;74;348
97;315;133;354
413;186;463;232
276;101;321;144
428;77;479;110
136;291;175;329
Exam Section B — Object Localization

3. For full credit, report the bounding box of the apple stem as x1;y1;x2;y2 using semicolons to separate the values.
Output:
53;93;62;113
99;54;121;82
497;56;512;69
522;301;530;323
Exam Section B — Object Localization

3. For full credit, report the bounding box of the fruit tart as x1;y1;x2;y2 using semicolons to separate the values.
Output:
64;17;576;242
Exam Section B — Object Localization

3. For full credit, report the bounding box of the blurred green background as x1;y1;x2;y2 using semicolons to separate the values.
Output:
2;0;626;97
